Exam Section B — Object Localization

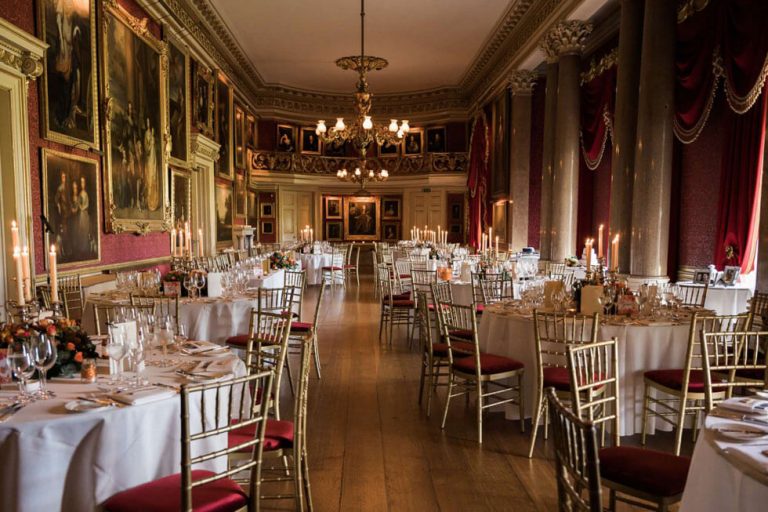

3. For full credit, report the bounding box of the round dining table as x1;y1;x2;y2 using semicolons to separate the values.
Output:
0;347;246;512
298;252;333;285
678;281;753;316
680;412;768;512
477;303;691;436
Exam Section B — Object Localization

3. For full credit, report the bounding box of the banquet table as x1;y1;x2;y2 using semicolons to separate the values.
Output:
298;252;333;285
680;412;768;512
477;303;691;436
678;281;753;316
0;347;246;512
449;280;520;306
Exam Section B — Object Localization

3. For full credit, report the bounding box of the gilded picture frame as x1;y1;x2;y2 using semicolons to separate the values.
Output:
234;171;247;218
426;126;447;153
343;196;380;241
100;0;170;234
193;60;215;138
38;0;100;149
276;124;296;152
41;148;101;268
215;180;233;246
234;101;246;169
403;128;424;156
166;33;191;167
324;195;342;219
382;197;401;220
171;168;192;227
216;74;233;179
300;126;322;155
325;221;343;241
246;112;257;149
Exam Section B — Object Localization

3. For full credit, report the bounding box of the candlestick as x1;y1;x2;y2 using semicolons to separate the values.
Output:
11;220;19;249
49;245;58;304
198;228;204;257
21;246;31;301
13;247;24;306
598;224;604;259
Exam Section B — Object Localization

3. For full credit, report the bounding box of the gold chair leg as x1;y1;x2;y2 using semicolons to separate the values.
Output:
518;374;525;434
641;384;651;446
441;373;454;430
673;398;687;456
426;361;436;418
527;395;543;458
312;332;321;379
477;381;484;444
418;354;427;405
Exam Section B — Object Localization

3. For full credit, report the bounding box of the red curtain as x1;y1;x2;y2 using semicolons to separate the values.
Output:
580;65;616;170
713;91;767;273
467;114;490;249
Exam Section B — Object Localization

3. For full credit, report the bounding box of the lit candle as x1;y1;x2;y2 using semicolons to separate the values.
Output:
495;236;499;255
585;238;593;270
13;247;24;306
598;224;604;259
612;235;620;271
49;245;58;304
21;246;31;301
171;228;177;256
11;220;19;249
198;228;204;257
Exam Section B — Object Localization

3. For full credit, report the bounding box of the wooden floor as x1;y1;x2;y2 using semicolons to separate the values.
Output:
266;276;689;511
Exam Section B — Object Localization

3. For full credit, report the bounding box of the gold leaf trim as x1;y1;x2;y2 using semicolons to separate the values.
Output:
580;105;613;170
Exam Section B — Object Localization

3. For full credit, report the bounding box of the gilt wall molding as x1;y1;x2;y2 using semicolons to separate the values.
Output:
580;47;618;85
0;18;46;82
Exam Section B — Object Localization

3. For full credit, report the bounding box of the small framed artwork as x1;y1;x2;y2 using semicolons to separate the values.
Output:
300;127;322;155
382;197;401;220
378;140;399;158
234;102;245;169
382;222;400;242
693;269;711;285
325;196;342;219
234;172;247;218
403;128;424;156
721;266;741;286
246;113;257;149
247;189;258;227
427;126;446;153
215;181;233;245
326;221;343;241
192;60;215;138
261;220;274;235
276;124;296;152
261;202;274;218
325;140;347;157
171;168;191;226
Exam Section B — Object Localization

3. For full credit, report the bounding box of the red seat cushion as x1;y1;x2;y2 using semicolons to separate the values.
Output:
644;369;706;392
453;353;524;375
225;333;278;347
432;341;474;358
599;446;690;497
448;329;473;340
391;299;415;308
343;264;357;269
384;293;411;301
228;419;294;453
103;470;247;512
399;274;411;279
322;266;343;271
543;367;572;391
290;321;313;332
476;303;485;314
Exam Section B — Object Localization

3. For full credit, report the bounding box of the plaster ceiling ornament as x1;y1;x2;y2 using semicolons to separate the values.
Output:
546;19;593;57
509;70;539;95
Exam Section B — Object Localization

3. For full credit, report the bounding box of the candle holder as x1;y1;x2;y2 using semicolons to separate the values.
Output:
50;300;65;320
8;300;39;325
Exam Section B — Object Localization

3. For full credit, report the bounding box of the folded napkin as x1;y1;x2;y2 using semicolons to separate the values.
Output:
194;357;237;374
720;397;768;414
180;340;225;354
723;445;768;474
108;387;175;406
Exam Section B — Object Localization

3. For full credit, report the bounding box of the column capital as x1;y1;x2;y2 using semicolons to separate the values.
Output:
508;70;538;95
543;20;593;58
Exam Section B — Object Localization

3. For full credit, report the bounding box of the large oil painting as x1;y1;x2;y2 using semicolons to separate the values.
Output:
100;1;169;233
167;35;190;166
193;60;215;138
216;75;233;179
171;169;191;227
235;172;246;218
215;181;233;245
491;91;509;198
343;196;380;241
39;0;99;149
42;148;100;267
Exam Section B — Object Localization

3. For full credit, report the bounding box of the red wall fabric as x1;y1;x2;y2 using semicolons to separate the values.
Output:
528;78;545;249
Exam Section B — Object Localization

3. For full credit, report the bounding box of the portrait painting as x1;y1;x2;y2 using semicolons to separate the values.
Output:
42;148;100;267
300;127;321;155
403;129;423;156
382;197;401;220
277;124;296;152
326;221;343;241
247;189;258;227
261;202;274;218
39;0;99;149
261;221;274;235
234;103;245;169
193;60;214;138
171;169;191;226
216;75;232;178
427;126;446;153
378;140;399;158
343;196;380;241
325;140;347;157
235;172;247;218
215;181;233;244
324;196;342;219
246;113;257;149
167;36;189;166
382;222;399;242
100;2;169;233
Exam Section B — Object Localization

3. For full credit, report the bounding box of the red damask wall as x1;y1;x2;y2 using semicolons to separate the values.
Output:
1;0;170;275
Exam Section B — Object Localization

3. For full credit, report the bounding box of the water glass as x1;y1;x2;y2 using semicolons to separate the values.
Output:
31;333;57;399
8;341;35;402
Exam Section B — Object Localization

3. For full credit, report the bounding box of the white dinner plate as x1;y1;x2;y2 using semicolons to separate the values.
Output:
64;399;112;413
754;390;768;400
711;421;768;441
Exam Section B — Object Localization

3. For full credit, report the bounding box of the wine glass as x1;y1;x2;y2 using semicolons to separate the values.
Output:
183;274;196;299
156;315;175;357
8;341;35;402
194;272;206;298
105;329;128;385
600;287;615;316
31;333;57;399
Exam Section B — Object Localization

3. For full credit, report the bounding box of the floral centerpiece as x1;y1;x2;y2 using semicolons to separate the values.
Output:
269;251;298;270
565;256;580;267
163;269;188;297
0;318;98;378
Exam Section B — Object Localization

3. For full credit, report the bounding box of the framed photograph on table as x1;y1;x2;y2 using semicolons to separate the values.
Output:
426;126;446;153
324;196;342;219
721;266;741;286
343;196;380;241
693;269;711;285
41;148;101;267
100;0;170;234
382;197;401;220
39;0;100;149
326;221;343;241
300;127;322;155
215;181;233;245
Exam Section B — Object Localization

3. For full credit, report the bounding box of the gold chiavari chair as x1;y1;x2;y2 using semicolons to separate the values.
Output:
285;270;307;320
92;303;151;336
130;294;180;332
677;282;709;308
749;291;768;329
437;301;525;443
377;264;414;346
394;259;413;293
566;340;691;512
103;371;273;512
411;269;437;344
289;283;327;379
343;242;361;287
641;311;754;455
547;262;567;279
547;388;603;512
528;311;598;458
321;245;346;288
701;330;768;411
226;286;295;349
57;274;85;322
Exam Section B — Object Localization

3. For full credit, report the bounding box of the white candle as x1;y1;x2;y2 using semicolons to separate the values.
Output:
171;228;177;256
13;247;24;306
495;236;499;256
49;245;58;304
598;224;604;259
21;246;31;301
11;220;19;249
198;228;204;257
585;238;593;270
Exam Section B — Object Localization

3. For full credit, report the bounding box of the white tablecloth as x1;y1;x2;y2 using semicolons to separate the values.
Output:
298;253;333;285
0;351;245;512
449;281;521;306
678;282;753;315
477;306;689;435
680;414;768;512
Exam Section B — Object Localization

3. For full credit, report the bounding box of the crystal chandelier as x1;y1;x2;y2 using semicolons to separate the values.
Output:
316;0;409;187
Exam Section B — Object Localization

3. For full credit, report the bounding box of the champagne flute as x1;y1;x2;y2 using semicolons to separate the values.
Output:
31;333;57;399
183;274;196;299
194;272;206;298
8;341;34;403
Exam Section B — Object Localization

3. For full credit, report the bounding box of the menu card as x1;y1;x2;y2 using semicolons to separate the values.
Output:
580;285;604;315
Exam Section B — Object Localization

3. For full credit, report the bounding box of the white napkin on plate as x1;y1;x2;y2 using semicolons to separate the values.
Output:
723;445;768;474
194;357;238;375
720;397;768;414
108;387;176;406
